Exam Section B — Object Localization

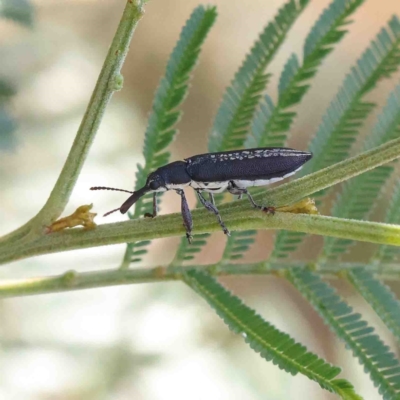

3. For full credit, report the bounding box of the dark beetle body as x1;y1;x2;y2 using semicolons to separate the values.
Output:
186;147;311;191
91;147;312;242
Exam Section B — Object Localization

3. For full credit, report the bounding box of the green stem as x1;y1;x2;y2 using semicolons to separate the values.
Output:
1;0;145;243
2;210;400;265
1;261;400;299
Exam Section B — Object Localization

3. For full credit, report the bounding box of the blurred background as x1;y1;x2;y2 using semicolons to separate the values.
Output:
1;0;400;399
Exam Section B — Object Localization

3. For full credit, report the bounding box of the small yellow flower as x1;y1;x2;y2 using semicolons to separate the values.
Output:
46;204;97;233
277;198;319;215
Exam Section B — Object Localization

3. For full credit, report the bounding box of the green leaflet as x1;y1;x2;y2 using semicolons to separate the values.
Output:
183;269;361;399
0;0;32;150
208;0;310;153
245;0;365;149
323;84;400;260
121;5;217;267
287;267;400;400
375;181;400;264
346;268;400;343
0;77;17;150
0;107;16;150
302;15;400;177
243;0;366;262
173;0;310;265
0;0;33;27
271;15;400;260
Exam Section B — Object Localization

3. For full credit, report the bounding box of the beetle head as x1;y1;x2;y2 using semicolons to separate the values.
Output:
119;171;166;214
146;171;166;192
91;171;166;216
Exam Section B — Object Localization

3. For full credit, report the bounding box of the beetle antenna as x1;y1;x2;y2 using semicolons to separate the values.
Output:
90;186;134;194
103;207;121;217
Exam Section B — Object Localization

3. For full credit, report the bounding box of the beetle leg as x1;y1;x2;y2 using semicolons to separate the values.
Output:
144;192;158;218
152;192;158;217
176;189;193;243
197;191;230;236
228;182;275;214
208;193;216;206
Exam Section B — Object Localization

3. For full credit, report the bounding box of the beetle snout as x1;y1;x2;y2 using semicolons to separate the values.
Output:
120;186;150;214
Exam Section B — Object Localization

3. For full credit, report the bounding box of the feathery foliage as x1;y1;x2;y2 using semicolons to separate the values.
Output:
0;0;33;27
0;0;33;150
173;0;310;264
0;80;17;150
0;108;16;150
346;268;400;343
271;15;400;260
208;0;309;153
375;180;400;264
220;230;258;262
323;84;400;260
302;15;400;178
184;269;361;399
287;268;400;399
246;0;365;149
122;6;217;266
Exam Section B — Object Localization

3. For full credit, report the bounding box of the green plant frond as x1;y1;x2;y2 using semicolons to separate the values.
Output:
171;233;210;265
270;15;400;261
375;180;400;264
0;0;33;27
0;106;16;150
0;78;17;150
0;80;16;100
183;269;361;399
220;230;258;262
346;267;400;343
303;15;400;178
208;0;309;153
304;0;364;58
323;84;400;260
245;0;365;149
121;6;217;266
278;53;300;97
287;267;400;399
173;1;310;265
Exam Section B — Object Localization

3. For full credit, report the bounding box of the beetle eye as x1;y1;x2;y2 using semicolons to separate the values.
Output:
149;180;160;190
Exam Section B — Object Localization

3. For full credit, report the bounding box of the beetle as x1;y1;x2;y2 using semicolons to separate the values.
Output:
91;147;312;243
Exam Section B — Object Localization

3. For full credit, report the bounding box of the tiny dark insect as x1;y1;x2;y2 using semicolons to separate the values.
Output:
91;147;312;243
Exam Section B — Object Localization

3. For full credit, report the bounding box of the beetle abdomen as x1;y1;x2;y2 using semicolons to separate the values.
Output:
185;148;312;183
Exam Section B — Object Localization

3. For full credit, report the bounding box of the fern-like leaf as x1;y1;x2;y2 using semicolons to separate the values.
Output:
245;0;366;149
323;84;400;260
208;0;309;153
375;180;400;264
173;1;310;264
183;269;361;399
0;0;33;27
0;107;16;150
346;267;400;343
271;15;400;260
220;230;257;262
0;79;17;150
287;267;400;399
121;6;217;266
303;15;400;177
250;0;368;260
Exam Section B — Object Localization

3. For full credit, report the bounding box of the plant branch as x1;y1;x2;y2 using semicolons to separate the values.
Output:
2;210;400;265
0;0;145;244
1;261;400;299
